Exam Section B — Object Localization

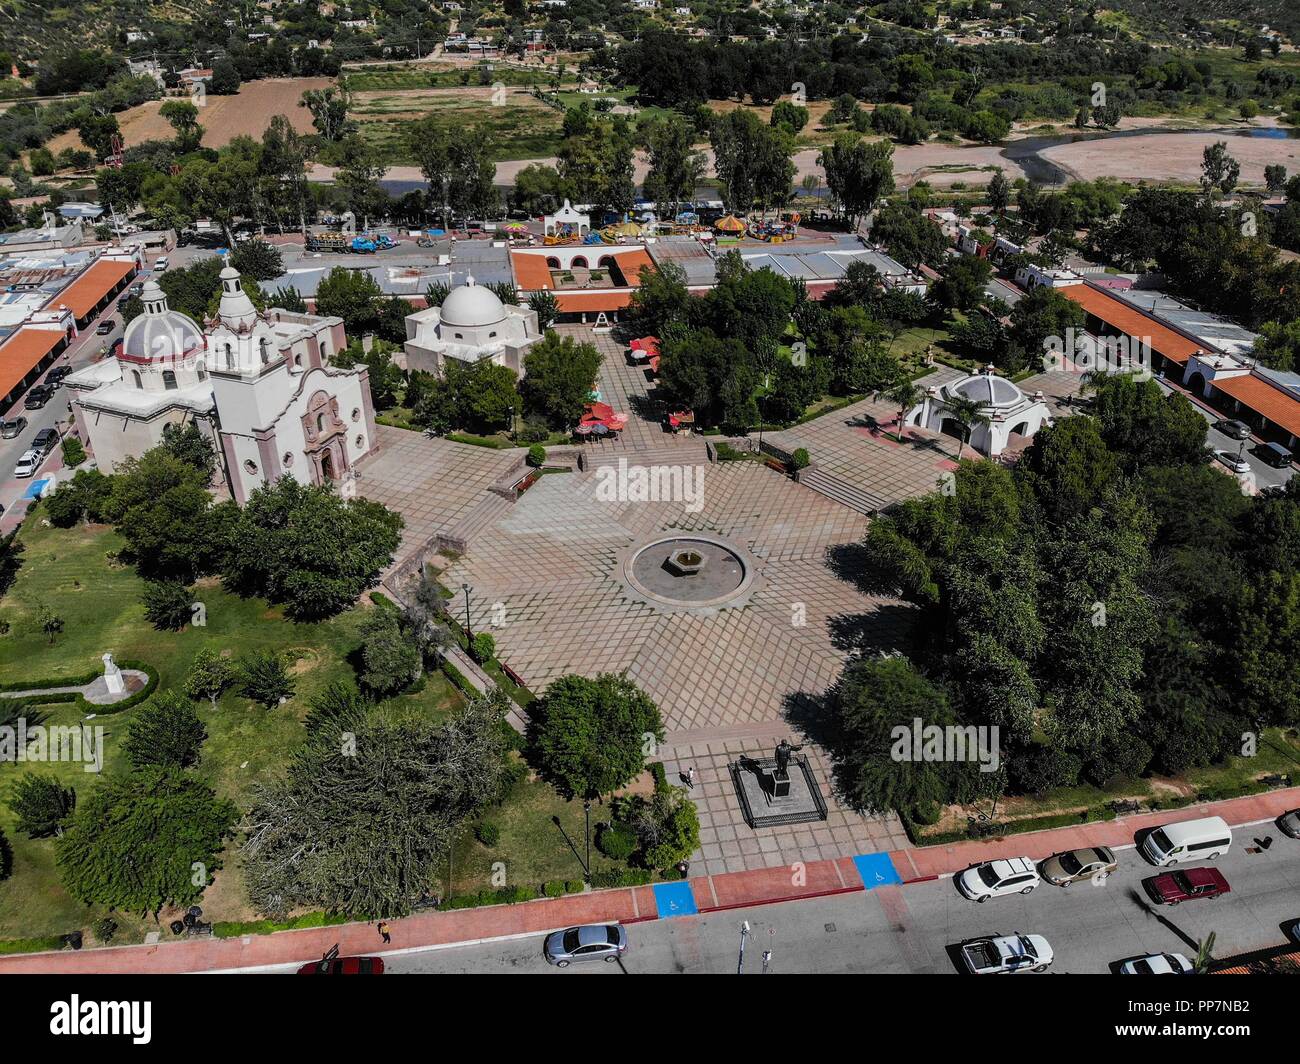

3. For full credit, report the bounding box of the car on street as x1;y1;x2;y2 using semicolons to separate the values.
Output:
1143;866;1230;906
956;856;1040;902
45;365;71;385
0;416;27;439
1040;846;1118;887
128;282;144;297
1278;809;1300;839
1119;953;1194;975
1213;449;1252;475
960;933;1053;974
296;955;385;974
31;427;59;454
153;257;169;272
543;924;628;966
1214;418;1253;440
1253;441;1294;468
95;318;116;335
23;385;53;409
13;449;43;478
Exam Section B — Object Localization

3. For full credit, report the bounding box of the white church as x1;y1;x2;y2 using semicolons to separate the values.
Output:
402;276;541;378
67;266;379;504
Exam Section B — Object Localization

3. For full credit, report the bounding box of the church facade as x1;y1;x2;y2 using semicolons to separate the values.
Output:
67;266;378;503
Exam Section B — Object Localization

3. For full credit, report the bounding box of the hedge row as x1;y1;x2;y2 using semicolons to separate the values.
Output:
213;911;352;938
0;935;65;955
0;660;158;715
441;660;481;699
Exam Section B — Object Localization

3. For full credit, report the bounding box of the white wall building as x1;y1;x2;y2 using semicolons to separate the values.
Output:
403;277;541;378
907;370;1053;457
67;269;378;503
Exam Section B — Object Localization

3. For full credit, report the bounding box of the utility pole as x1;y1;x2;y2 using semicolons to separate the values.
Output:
737;920;751;974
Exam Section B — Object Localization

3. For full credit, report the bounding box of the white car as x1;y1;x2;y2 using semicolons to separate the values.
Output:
13;448;42;478
957;856;1040;902
1214;449;1251;475
153;257;169;272
1120;953;1194;975
961;933;1054;974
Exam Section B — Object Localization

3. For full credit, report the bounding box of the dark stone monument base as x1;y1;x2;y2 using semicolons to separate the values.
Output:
729;755;829;829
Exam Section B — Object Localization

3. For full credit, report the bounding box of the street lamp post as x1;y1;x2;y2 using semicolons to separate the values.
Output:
737;920;751;975
462;583;473;641
508;405;516;444
583;798;592;884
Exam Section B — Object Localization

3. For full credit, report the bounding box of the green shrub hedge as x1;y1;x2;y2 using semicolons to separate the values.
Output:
0;935;66;955
213;911;352;938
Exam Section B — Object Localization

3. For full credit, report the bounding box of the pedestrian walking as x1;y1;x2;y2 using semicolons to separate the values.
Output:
378;920;391;944
686;766;696;789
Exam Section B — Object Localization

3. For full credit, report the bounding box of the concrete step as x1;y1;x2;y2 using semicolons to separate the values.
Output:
799;468;888;516
437;492;513;553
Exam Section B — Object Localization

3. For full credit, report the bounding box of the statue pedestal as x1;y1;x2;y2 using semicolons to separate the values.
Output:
102;653;124;695
770;770;791;799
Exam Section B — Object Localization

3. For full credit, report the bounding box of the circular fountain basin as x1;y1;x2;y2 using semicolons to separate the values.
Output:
620;534;759;611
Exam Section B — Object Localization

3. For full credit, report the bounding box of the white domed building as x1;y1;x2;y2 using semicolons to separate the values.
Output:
67;266;378;504
906;369;1053;457
402;276;540;378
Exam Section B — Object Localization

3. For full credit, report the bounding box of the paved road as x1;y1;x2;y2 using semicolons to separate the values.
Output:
380;834;1300;974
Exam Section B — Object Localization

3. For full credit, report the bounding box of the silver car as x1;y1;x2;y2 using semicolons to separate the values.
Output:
1278;809;1300;839
543;924;628;966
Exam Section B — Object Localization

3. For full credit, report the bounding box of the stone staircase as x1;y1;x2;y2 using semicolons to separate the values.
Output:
582;442;710;471
436;492;514;554
797;467;889;516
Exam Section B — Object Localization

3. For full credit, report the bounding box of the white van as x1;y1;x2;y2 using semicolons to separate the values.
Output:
1141;816;1232;866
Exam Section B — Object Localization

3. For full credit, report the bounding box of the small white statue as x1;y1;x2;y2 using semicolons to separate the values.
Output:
102;652;124;695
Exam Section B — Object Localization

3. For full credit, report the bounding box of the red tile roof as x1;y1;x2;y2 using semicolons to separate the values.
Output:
1060;284;1202;365
0;327;63;401
1213;373;1300;439
53;258;135;320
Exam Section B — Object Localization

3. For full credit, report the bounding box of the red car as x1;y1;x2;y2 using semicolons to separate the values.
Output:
1144;867;1231;906
297;955;385;974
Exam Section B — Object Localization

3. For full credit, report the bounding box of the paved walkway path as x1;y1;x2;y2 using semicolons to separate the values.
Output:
4;786;1293;973
0;670;149;706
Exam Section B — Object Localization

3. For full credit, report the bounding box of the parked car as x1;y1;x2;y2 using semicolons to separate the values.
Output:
296;955;385;974
1143;867;1230;906
543;924;628;966
1040;846;1118;887
1214;418;1253;441
1277;809;1300;839
128;282;144;297
31;427;59;454
956;857;1040;902
0;416;27;439
1214;449;1252;475
960;933;1053;974
13;449;42;478
46;365;71;385
1254;441;1294;468
1119;953;1194;975
24;385;53;409
95;318;116;335
1141;816;1232;865
152;257;169;272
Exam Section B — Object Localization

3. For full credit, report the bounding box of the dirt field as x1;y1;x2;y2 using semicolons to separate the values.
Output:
47;77;333;154
1039;129;1300;186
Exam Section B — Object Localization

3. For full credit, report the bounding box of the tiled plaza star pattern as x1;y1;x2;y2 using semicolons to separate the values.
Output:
358;330;1088;875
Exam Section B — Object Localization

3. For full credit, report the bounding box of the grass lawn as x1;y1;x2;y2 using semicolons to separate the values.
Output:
0;514;464;942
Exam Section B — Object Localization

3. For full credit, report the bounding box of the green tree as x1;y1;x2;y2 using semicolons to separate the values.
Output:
237;650;295;709
229;239;284;282
642;114;707;222
313;266;383;331
159;99;203;153
300;86;354;141
184;648;235;711
358;609;422;697
943;392;992;461
528;290;560;330
520;331;603;429
8;775;75;838
123;690;208;769
56;767;236;914
933;255;993;311
141;579;195;631
817;133;895;230
527;674;665;800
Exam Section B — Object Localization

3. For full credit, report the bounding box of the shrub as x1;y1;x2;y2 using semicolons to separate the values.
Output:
597;821;637;860
1008;745;1082;796
526;443;547;467
649;761;668;792
564;879;585;894
469;631;496;665
543;880;565;898
238;650;295;708
93;917;117;944
791;447;811;470
60;437;86;467
520;415;550;443
141;579;195;631
589;867;654;889
474;821;500;846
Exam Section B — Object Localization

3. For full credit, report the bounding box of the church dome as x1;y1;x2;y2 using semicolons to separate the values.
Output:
946;373;1024;410
121;281;204;362
439;277;506;328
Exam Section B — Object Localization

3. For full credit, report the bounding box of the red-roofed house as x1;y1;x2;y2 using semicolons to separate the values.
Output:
510;245;655;324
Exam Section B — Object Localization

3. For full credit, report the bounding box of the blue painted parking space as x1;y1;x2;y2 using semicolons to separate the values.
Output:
852;852;903;890
652;880;699;918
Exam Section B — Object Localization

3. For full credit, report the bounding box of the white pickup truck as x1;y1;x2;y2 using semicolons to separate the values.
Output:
961;933;1054;974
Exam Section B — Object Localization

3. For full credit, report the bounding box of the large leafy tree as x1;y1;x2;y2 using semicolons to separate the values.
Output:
528;674;664;801
641;114;706;221
122;690;208;769
8;775;75;838
222;477;403;621
243;693;510;917
56;768;236;915
817;133;895;230
521;331;602;429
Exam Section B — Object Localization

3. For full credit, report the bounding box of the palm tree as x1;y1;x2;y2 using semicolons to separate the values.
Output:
943;393;992;461
879;379;924;443
1194;931;1217;975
